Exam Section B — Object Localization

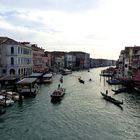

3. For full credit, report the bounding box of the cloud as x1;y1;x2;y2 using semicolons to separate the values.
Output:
0;0;100;12
1;0;140;59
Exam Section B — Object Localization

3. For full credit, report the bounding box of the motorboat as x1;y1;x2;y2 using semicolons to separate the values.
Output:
106;79;121;85
61;69;72;75
112;87;128;94
0;95;14;107
42;73;53;83
51;87;65;100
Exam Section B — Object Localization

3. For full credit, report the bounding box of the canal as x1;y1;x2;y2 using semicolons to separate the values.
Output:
0;67;140;140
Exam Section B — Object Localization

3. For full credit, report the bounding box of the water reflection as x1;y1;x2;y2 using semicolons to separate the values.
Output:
50;99;62;105
0;67;140;140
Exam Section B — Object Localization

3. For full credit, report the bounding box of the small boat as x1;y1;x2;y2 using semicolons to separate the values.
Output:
60;76;63;83
5;98;14;106
0;95;14;107
42;73;53;83
100;92;123;106
100;70;113;77
78;78;85;84
51;87;65;100
88;78;92;81
106;79;121;85
112;87;129;94
61;69;72;75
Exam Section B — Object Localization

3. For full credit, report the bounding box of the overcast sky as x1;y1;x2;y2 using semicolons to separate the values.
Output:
0;0;140;60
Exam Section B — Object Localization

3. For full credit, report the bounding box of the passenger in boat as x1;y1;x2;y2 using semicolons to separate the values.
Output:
58;84;60;89
106;90;108;95
89;78;92;81
60;78;63;83
35;83;39;89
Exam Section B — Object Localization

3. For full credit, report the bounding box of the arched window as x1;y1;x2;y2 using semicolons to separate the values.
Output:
10;69;15;75
21;68;23;74
11;46;14;54
11;57;14;65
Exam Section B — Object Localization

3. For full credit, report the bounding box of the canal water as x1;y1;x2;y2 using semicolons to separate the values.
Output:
0;67;140;140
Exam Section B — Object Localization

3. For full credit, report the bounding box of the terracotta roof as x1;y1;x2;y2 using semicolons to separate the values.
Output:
32;44;44;51
0;37;19;45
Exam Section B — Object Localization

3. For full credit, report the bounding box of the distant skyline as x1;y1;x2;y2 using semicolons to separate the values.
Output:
0;0;140;60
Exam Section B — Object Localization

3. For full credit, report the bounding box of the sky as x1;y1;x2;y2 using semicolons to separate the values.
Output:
0;0;140;60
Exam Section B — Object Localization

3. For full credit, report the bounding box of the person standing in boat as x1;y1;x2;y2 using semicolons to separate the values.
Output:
60;76;63;83
106;90;108;95
58;84;60;89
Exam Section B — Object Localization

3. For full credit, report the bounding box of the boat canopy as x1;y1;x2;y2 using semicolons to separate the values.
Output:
0;75;22;81
43;73;53;78
29;73;43;77
16;78;37;85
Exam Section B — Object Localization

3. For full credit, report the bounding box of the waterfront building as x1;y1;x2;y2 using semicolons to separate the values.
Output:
90;58;116;68
69;51;90;70
116;50;125;78
90;58;100;68
50;51;66;72
131;46;140;76
0;37;32;77
65;53;76;70
123;47;133;77
32;44;45;73
116;45;140;78
43;51;52;72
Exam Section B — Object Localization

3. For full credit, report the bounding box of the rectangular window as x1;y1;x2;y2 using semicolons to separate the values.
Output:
11;57;14;65
18;47;20;54
18;58;20;65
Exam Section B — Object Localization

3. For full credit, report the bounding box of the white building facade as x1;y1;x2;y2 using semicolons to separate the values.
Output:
0;37;32;77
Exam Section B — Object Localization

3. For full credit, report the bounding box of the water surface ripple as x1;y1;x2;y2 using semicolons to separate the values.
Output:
0;68;140;140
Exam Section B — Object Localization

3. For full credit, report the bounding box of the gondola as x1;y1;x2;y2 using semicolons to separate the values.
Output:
78;78;85;84
100;92;123;106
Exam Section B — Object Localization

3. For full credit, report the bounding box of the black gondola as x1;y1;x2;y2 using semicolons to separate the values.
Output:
78;78;85;84
100;91;123;106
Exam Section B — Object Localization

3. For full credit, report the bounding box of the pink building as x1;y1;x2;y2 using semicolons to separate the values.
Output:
32;44;45;72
